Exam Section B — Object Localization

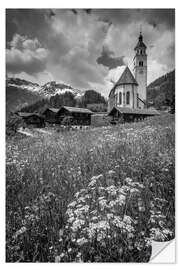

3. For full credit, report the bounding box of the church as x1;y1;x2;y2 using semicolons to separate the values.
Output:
108;33;159;121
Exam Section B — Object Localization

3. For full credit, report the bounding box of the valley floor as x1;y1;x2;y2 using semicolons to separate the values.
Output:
6;114;175;262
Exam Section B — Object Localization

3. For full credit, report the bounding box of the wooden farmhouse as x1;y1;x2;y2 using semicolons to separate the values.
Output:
57;106;93;125
43;106;93;125
42;108;60;124
16;112;45;128
108;107;159;124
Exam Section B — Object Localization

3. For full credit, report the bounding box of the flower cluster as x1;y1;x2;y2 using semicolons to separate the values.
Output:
57;172;152;262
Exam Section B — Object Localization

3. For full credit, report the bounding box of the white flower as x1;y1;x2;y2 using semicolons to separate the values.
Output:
99;199;108;210
72;219;85;232
123;215;133;225
77;237;88;246
125;177;133;185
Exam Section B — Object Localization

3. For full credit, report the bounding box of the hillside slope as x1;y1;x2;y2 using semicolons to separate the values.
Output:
6;85;42;114
147;70;175;112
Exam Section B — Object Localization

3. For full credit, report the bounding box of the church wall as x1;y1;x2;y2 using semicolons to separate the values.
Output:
114;84;137;109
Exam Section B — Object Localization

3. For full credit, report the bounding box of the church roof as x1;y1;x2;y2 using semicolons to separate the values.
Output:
109;66;138;97
134;33;147;50
116;66;138;86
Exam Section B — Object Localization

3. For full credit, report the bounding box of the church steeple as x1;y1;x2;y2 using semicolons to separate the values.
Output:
134;32;147;54
133;32;147;108
139;32;143;42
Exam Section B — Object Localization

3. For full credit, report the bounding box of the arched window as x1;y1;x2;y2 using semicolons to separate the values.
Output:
139;61;143;66
126;91;130;105
115;94;118;105
119;92;122;105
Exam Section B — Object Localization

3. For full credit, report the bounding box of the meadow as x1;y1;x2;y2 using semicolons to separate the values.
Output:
6;114;175;262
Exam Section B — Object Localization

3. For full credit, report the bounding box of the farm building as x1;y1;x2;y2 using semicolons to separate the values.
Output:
108;107;160;123
42;108;60;123
16;112;45;128
57;106;93;125
42;106;93;125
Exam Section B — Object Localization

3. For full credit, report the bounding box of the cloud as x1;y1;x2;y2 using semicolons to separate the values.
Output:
6;9;175;95
93;9;175;30
97;46;125;69
6;34;49;75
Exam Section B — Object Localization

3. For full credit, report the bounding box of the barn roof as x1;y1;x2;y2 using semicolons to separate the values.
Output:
108;106;160;116
60;106;93;114
109;66;138;97
47;108;60;113
17;112;43;118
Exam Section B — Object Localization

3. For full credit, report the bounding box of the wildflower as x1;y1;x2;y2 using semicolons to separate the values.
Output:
99;199;108;210
13;226;27;239
106;185;117;196
107;213;114;220
76;252;82;258
88;175;98;187
60;253;65;258
123;215;133;225
59;229;64;237
68;201;77;208
127;233;135;239
55;256;61;262
91;216;98;222
125;177;133;185
130;188;140;194
72;219;85;231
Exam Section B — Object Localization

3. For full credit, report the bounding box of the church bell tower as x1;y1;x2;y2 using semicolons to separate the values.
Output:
133;32;147;108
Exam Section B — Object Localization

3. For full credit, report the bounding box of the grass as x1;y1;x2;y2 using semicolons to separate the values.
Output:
6;114;175;262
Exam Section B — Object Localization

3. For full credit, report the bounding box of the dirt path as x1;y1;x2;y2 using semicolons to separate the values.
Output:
17;128;35;137
35;128;52;135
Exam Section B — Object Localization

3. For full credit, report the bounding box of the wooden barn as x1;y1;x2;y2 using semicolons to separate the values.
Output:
108;107;160;124
42;108;60;124
57;106;93;125
17;112;45;128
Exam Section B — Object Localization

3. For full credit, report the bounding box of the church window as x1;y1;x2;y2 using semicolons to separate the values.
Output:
139;61;143;66
115;94;118;105
126;91;130;105
119;92;122;104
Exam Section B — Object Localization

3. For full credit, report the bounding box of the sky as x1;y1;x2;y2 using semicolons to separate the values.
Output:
6;9;175;97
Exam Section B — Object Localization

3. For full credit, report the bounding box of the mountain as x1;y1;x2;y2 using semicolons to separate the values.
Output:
39;81;84;98
6;77;85;114
6;77;107;115
147;70;175;112
6;78;42;114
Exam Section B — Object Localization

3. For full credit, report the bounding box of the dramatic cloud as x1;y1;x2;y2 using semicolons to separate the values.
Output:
97;46;125;69
93;9;175;30
6;34;49;75
6;9;175;96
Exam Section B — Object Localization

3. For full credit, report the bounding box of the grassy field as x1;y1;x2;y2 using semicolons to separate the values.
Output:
6;114;175;262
